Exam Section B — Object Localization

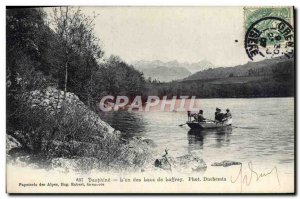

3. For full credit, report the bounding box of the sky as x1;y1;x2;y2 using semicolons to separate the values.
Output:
80;7;250;67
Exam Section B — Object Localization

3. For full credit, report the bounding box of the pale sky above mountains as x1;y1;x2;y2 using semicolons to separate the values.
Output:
63;7;252;67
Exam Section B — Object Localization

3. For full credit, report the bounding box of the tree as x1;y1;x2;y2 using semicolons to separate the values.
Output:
94;55;146;102
6;8;52;92
50;7;104;99
6;8;60;140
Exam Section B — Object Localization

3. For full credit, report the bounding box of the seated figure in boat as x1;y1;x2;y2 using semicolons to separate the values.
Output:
215;108;220;120
197;110;206;122
224;109;232;119
215;108;224;122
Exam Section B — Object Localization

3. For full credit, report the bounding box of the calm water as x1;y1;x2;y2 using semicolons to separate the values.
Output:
99;98;294;174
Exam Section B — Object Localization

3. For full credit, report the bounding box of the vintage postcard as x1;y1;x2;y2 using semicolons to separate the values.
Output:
6;6;295;194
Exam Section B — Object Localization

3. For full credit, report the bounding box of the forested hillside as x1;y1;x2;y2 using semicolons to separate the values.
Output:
144;57;294;98
185;56;293;81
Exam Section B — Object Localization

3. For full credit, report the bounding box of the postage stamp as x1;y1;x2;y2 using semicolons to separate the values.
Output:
244;7;294;60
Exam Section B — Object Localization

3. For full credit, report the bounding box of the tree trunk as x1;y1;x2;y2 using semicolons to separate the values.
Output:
88;71;93;108
63;7;69;99
64;61;68;98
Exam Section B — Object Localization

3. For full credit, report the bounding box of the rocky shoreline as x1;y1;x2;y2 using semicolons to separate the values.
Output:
7;87;209;174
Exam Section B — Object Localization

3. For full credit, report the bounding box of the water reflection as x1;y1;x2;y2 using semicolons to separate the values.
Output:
187;130;205;150
214;126;232;148
187;127;232;152
99;110;147;138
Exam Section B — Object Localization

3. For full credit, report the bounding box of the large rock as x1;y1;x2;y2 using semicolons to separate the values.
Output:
9;87;157;172
21;87;115;135
155;154;207;174
175;154;207;173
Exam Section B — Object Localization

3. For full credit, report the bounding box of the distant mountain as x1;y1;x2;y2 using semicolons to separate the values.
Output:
136;65;191;82
131;60;215;82
185;60;215;73
183;56;294;82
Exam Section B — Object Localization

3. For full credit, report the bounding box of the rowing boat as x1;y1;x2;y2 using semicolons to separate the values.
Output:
186;118;232;129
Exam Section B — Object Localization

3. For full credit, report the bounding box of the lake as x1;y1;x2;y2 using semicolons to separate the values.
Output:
99;97;294;174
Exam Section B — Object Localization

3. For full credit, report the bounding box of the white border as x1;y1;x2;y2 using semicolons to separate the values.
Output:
1;0;299;198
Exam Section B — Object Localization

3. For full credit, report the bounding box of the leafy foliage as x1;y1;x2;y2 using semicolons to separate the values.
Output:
145;58;294;98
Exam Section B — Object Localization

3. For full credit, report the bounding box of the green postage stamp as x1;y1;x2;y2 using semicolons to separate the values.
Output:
244;7;294;60
244;7;294;31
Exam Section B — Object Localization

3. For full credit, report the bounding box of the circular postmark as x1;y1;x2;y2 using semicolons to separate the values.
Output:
245;17;294;60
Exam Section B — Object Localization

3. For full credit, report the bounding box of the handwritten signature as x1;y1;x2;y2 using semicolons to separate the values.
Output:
231;161;280;192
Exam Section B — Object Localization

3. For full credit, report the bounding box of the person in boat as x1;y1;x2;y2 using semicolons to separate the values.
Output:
224;109;232;119
215;108;224;122
215;108;220;119
197;110;206;122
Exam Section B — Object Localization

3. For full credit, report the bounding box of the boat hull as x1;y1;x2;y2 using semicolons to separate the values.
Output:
186;119;232;129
